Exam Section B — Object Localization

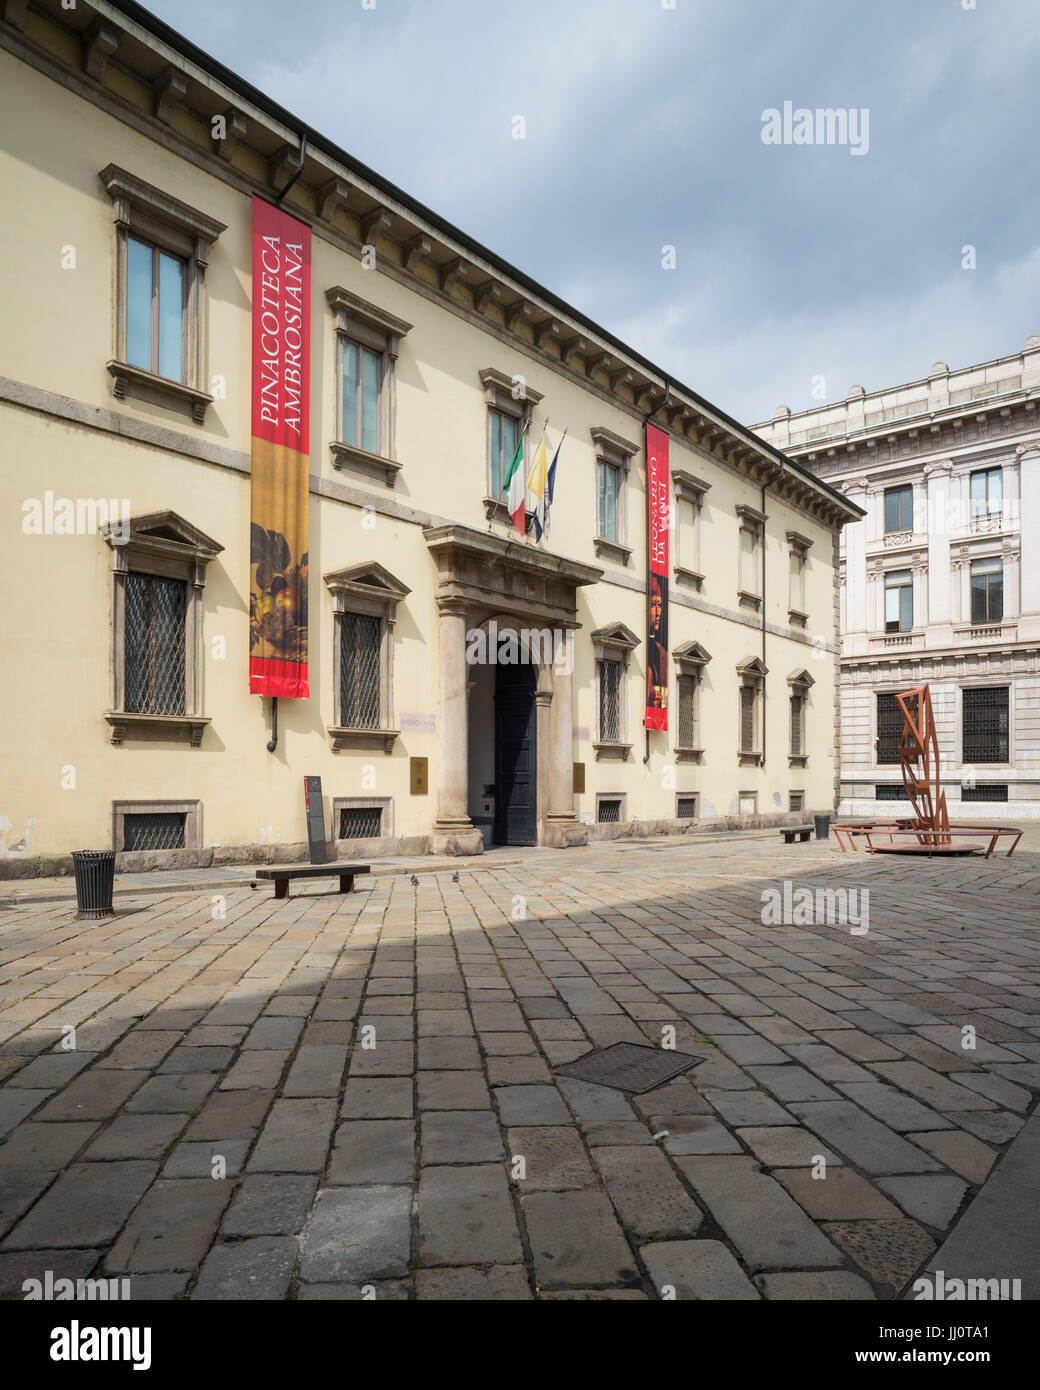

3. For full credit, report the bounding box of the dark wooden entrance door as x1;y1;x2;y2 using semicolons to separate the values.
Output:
494;661;537;845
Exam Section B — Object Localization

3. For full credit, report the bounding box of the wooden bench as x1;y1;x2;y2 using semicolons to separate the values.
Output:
253;862;371;900
779;825;813;845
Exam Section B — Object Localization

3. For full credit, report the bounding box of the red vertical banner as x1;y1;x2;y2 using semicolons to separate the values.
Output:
249;195;311;698
645;422;670;730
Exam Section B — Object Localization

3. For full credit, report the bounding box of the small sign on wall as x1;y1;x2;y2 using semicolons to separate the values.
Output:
573;763;586;794
410;757;429;795
303;776;328;864
401;713;436;733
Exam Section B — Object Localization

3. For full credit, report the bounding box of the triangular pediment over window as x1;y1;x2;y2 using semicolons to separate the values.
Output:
736;655;768;678
324;562;410;602
591;622;640;650
788;668;815;688
672;640;712;666
103;510;223;560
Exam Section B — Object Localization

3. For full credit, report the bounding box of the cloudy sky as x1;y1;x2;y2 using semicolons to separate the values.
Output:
145;0;1039;425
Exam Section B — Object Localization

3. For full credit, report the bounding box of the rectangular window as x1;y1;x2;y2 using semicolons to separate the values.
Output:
123;811;186;851
790;692;804;756
962;784;1008;803
597;797;622;824
740;685;756;752
885;569;913;632
126;235;185;382
124;572;187;715
970;468;1002;519
963;686;1009;764
970;557;1003;624
490;408;519;501
789;548;806;613
876;784;909;801
739;524;762;596
598;659;621;742
884;486;913;533
339;805;383;838
676;796;698;819
339;613;382;728
876;693;902;764
340;340;382;453
677;673;698;748
599;462;620;541
789;791;804;813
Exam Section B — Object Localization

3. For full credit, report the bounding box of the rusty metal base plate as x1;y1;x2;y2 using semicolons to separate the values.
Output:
554;1042;702;1093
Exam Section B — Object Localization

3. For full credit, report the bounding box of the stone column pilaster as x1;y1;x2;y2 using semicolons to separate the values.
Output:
431;597;483;855
545;635;587;847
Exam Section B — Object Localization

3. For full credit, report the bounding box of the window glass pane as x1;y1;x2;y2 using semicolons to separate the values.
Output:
970;471;985;517
502;412;517;461
990;573;1003;621
885;586;899;624
157;252;184;381
598;464;606;536
360;349;380;453
885;491;898;532
988;469;1002;514
971;574;986;625
491;411;501;497
900;584;913;631
341;342;358;446
126;237;153;371
606;467;617;541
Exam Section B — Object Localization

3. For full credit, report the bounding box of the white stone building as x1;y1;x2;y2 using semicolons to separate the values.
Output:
753;337;1040;819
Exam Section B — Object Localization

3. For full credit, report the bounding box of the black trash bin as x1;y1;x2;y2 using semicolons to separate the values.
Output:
71;850;116;919
814;814;831;840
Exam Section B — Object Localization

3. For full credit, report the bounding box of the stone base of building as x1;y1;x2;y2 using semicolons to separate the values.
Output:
543;818;589;849
585;811;831;842
429;822;486;857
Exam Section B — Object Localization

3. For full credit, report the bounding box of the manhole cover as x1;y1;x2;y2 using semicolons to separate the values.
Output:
554;1042;702;1093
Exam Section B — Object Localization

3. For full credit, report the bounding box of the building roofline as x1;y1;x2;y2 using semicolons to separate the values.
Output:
99;0;855;520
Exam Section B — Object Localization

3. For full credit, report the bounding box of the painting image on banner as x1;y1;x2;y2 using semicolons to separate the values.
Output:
249;194;311;699
645;422;670;730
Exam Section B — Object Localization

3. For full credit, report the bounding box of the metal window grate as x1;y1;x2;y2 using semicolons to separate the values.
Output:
789;792;804;812
740;685;756;751
339;613;381;728
876;693;902;764
677;674;697;747
790;693;804;756
875;784;909;801
599;660;621;742
676;796;697;820
597;798;622;823
125;572;186;715
962;784;1008;803
123;811;186;851
339;805;383;838
963;686;1009;764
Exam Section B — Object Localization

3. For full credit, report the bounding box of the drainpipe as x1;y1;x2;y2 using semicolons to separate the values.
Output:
273;132;308;207
267;697;278;753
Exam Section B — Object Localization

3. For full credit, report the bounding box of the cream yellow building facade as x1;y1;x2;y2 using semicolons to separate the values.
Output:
0;0;860;873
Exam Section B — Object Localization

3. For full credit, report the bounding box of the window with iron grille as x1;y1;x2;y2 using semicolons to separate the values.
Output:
962;784;1008;802
125;572;187;715
740;684;757;751
970;557;1003;625
123;811;186;851
339;805;383;838
339;613;382;728
876;693;902;764
677;673;698;748
875;784;909;800
962;686;1009;764
789;791;804;812
597;797;622;823
676;796;697;820
598;659;621;741
790;693;805;756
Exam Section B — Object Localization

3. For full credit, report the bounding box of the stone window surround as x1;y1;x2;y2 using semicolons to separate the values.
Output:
595;792;628;823
480;368;544;525
324;563;409;753
868;553;927;638
327;286;413;488
786;529;813;628
788;667;814;768
672;640;711;763
103;511;223;747
591;426;639;565
591;622;639;761
675;793;699;820
736;654;767;766
957;678;1014;771
100;164;226;424
112;799;201;852
738;789;759;815
736;503;766;611
672;468;711;590
951;540;1019;631
332;796;394;840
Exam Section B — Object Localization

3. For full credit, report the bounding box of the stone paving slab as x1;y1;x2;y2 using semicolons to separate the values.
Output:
2;828;1040;1299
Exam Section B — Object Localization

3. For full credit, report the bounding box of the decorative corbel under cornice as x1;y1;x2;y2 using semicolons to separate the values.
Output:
153;67;188;125
82;17;119;82
317;176;352;222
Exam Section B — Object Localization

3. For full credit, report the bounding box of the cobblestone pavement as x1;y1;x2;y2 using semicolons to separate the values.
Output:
1;829;1039;1301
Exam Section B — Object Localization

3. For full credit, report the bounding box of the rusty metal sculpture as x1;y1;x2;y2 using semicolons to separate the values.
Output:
833;681;1021;858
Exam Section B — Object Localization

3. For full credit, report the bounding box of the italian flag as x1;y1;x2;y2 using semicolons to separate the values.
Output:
503;426;527;535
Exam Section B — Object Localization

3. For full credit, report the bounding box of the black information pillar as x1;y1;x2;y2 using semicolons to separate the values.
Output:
303;776;328;864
